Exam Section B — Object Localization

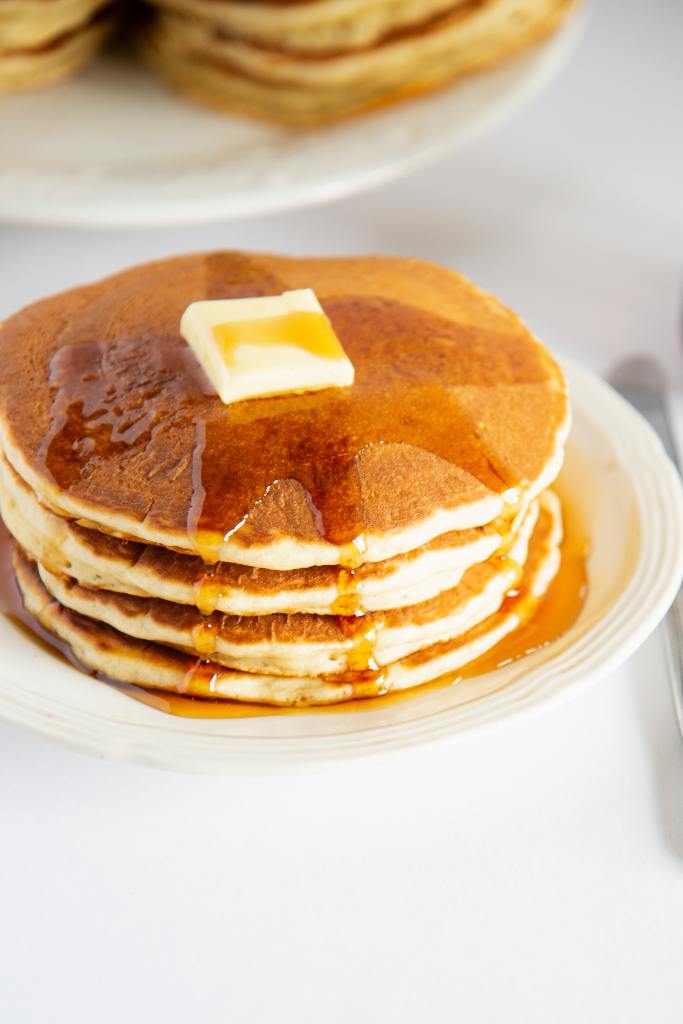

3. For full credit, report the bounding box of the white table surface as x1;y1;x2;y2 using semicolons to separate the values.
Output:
2;1;683;1020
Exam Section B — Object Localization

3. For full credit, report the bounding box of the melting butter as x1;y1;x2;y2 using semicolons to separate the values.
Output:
180;289;354;406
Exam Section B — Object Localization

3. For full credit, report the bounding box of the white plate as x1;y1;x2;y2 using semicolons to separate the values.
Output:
1;358;682;772
0;10;585;227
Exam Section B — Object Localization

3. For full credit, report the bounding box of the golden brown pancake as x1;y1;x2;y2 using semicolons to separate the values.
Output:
0;252;568;570
146;0;470;56
142;0;575;124
33;499;541;675
0;5;114;94
0;449;527;615
12;492;563;706
0;251;574;711
0;0;107;51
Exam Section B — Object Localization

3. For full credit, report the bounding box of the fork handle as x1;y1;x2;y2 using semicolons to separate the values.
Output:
663;589;683;733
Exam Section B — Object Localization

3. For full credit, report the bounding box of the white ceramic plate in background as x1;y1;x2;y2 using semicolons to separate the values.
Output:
0;9;585;227
0;358;681;773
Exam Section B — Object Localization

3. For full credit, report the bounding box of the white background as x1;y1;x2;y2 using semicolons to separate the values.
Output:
1;1;683;1020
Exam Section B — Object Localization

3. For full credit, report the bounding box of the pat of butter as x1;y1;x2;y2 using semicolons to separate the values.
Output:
180;289;354;406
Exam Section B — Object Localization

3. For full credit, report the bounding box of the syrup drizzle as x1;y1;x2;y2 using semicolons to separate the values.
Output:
212;310;346;364
142;490;587;718
182;658;221;696
0;488;588;720
193;572;224;617
330;535;368;616
330;535;378;668
29;289;558;561
191;619;217;658
0;254;574;718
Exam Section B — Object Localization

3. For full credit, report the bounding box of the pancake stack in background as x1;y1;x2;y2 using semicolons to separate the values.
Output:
0;252;570;709
0;0;576;108
0;0;115;93
141;0;575;124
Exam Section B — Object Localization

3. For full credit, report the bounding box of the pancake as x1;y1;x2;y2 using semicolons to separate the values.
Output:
0;450;533;615
33;497;544;675
0;252;569;570
12;491;562;706
0;0;106;50
0;7;113;94
147;0;470;55
142;0;574;124
0;251;576;712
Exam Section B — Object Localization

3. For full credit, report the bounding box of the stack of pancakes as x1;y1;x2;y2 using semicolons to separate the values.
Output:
0;0;114;93
142;0;575;124
0;252;570;708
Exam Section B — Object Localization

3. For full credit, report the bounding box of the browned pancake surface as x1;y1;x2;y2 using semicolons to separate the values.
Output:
69;510;500;592
36;529;523;647
0;252;566;550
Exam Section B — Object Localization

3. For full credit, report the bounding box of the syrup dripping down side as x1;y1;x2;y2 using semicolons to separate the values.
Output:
31;294;557;564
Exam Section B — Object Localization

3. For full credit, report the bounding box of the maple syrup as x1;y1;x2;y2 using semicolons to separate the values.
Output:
330;535;368;615
127;483;587;717
330;570;363;616
193;565;226;617
191;619;218;657
339;620;382;673
27;288;560;563
0;485;588;720
459;488;588;680
187;296;516;551
0;254;576;719
212;311;345;364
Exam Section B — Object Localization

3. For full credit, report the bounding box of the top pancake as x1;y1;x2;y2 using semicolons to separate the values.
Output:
0;251;568;569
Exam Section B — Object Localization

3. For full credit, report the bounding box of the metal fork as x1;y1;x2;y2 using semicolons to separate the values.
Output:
608;356;683;736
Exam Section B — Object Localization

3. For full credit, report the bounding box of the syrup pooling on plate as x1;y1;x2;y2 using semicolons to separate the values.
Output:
0;495;589;719
137;492;588;718
458;489;588;677
0;253;577;728
31;292;558;556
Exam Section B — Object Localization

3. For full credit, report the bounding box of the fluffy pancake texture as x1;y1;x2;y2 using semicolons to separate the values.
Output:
0;452;516;615
12;492;563;706
141;0;575;124
0;3;114;94
33;499;540;676
147;0;471;55
0;251;568;569
0;251;572;709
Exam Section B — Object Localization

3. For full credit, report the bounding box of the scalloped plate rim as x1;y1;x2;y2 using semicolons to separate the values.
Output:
0;354;682;772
